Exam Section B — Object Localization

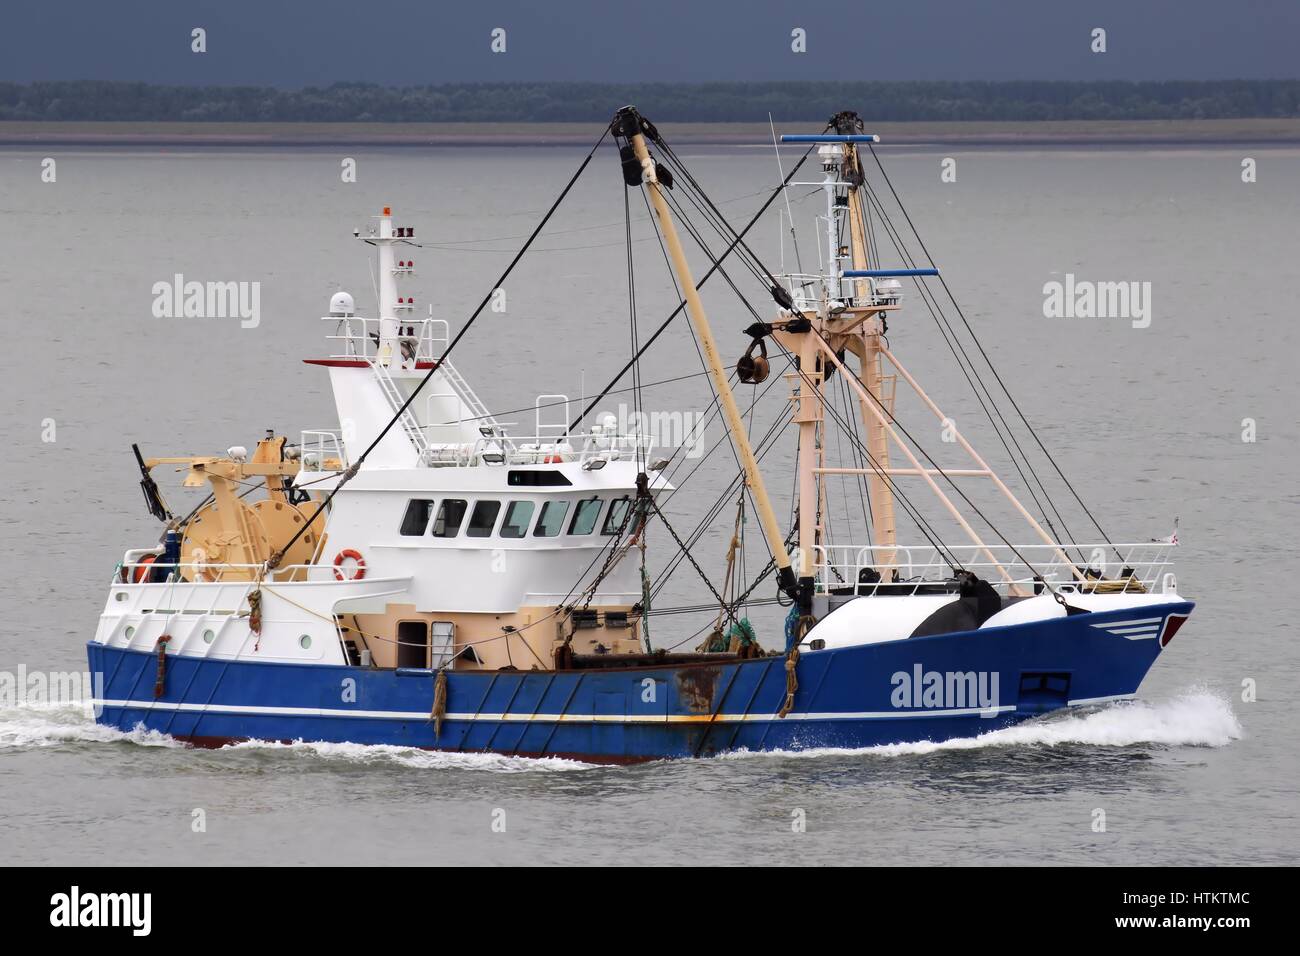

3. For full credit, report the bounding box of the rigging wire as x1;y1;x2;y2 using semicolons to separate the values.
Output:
650;133;793;295
856;174;1082;557
624;185;646;472
650;397;795;605
419;186;777;249
424;370;712;430
801;325;1074;585
865;144;1121;561
769;113;806;278
767;337;965;573
568;138;824;434
268;124;611;568
628;146;966;574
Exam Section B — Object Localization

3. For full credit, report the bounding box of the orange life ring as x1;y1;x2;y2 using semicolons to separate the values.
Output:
333;549;366;581
132;554;158;584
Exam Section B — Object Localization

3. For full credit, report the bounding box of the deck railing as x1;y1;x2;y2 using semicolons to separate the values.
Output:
417;430;656;468
812;542;1178;596
299;429;347;472
113;561;340;586
778;271;904;313
321;315;448;364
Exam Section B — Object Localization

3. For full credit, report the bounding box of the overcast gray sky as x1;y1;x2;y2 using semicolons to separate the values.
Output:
3;0;1297;86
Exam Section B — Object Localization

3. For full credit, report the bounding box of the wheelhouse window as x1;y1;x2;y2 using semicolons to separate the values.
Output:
466;500;501;538
400;499;435;536
500;500;535;538
569;497;603;535
507;470;572;486
534;500;570;537
431;499;468;538
602;497;633;535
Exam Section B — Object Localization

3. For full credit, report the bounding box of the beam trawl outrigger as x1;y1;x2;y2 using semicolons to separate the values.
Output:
613;106;804;609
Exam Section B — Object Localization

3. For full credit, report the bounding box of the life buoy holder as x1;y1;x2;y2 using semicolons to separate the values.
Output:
333;549;366;581
132;554;158;584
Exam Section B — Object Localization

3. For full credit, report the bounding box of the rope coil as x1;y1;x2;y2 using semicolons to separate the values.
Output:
430;668;448;738
152;635;172;699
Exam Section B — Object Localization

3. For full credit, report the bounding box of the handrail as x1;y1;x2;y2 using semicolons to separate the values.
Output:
776;270;904;309
112;561;385;586
321;315;448;363
300;429;347;472
414;430;655;468
812;542;1177;596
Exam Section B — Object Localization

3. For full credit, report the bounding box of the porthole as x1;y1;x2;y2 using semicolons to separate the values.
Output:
202;629;215;644
299;634;312;650
115;592;127;602
124;626;135;639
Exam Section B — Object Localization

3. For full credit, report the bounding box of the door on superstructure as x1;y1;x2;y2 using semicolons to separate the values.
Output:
396;620;428;668
431;622;455;669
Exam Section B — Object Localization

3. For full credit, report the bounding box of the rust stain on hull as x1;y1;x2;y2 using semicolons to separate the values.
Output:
674;665;721;713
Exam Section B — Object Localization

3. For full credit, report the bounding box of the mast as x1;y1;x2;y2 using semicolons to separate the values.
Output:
373;206;402;367
614;107;799;602
772;127;911;584
778;115;1086;591
776;123;1014;586
843;149;898;576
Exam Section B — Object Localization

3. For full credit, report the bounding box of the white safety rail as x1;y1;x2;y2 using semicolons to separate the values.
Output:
114;561;344;586
299;429;347;473
320;314;506;460
416;430;656;468
812;542;1178;596
370;359;431;459
319;315;650;468
321;315;445;363
777;271;905;313
418;317;503;436
438;357;498;431
104;562;414;663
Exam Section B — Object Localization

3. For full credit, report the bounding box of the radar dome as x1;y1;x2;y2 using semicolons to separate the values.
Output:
329;291;355;316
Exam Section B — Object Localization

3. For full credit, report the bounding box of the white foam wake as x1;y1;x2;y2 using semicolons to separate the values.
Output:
0;700;181;750
223;738;597;772
726;689;1243;761
0;690;1241;767
0;702;593;770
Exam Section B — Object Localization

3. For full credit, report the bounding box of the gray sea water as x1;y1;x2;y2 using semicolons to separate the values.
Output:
0;141;1295;865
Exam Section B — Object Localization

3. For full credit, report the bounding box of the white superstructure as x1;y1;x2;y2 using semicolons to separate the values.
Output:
96;206;667;673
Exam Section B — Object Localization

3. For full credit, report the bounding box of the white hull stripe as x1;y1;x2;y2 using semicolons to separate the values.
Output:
1091;617;1163;640
96;698;1015;724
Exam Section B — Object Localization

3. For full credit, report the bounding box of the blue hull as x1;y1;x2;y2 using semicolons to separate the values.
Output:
89;603;1191;762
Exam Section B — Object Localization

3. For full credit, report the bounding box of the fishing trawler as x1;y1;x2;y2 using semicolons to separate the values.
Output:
89;107;1193;762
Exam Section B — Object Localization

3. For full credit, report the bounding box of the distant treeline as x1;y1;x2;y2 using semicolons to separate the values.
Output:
3;80;1299;123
